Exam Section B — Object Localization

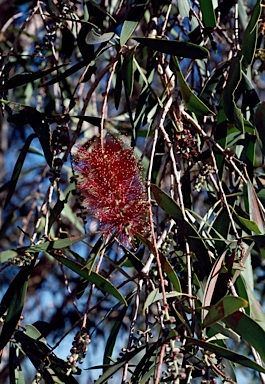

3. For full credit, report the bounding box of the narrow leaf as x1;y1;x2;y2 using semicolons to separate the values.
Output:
241;0;262;69
0;261;35;351
224;311;265;362
24;107;53;167
49;252;127;305
24;233;92;253
134;37;209;60
247;180;265;233
15;331;79;383
143;289;183;313
120;0;148;46
4;134;36;208
42;61;87;87
121;49;135;97
254;101;265;155
173;57;214;115
203;250;228;320
223;56;244;130
187;337;265;373
151;184;212;276
0;250;18;264
199;0;216;29
235;212;262;234
203;296;248;328
103;300;132;371
136;233;184;288
86;29;114;44
0;64;66;91
94;345;146;384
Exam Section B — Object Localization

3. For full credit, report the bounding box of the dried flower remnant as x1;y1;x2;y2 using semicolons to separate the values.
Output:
74;135;149;246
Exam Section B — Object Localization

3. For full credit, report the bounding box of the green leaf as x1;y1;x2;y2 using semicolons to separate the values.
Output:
178;0;199;30
224;311;265;363
203;296;248;328
24;107;53;167
76;235;104;299
247;180;265;233
0;64;66;91
48;252;127;305
42;61;87;87
94;345;146;384
4;133;36;208
136;233;182;290
159;253;182;292
199;62;228;106
134;37;209;60
241;0;262;69
199;0;216;29
15;331;79;383
9;343;25;384
223;56;244;130
235;212;262;234
85;29;114;44
151;184;212;276
24;233;92;253
103;300;132;372
123;247;144;272
254;101;265;155
235;274;250;316
143;288;184;313
121;49;135;97
238;275;265;326
0;260;35;351
173;57;214;115
48;198;67;233
0;250;18;264
131;331;179;383
120;0;148;46
25;324;47;344
202;250;228;320
187;337;265;374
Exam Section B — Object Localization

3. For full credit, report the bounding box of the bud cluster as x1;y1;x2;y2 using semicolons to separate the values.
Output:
194;163;215;192
51;124;70;154
175;129;199;160
9;252;34;267
66;328;91;375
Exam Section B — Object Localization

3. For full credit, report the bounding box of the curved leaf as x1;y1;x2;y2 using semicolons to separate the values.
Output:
103;298;133;372
224;311;265;363
23;107;53;167
0;64;66;92
0;249;18;264
4;133;36;208
223;56;244;130
48;252;127;305
120;0;148;46
86;29;114;44
187;337;265;373
23;233;92;253
0;259;36;351
241;0;262;69
203;296;248;328
143;289;186;313
151;184;212;276
173;57;214;115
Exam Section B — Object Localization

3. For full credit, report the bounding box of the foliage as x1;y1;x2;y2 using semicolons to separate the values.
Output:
0;0;265;383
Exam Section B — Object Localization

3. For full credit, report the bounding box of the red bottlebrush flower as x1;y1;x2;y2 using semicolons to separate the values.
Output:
74;134;149;246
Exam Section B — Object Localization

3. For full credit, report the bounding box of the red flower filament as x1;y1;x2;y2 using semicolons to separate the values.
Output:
74;135;149;246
